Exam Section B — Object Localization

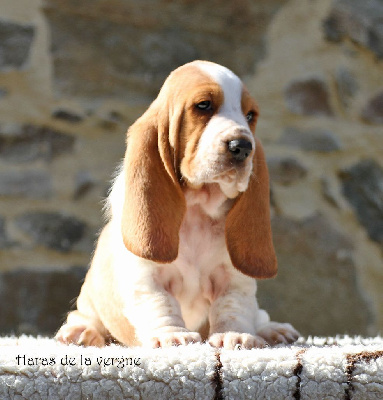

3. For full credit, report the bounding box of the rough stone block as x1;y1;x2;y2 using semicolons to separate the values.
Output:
340;159;383;246
0;19;35;69
362;91;383;124
284;77;333;117
52;108;84;123
267;156;308;186
0;267;86;335
0;124;75;163
324;0;383;59
0;216;9;249
15;211;86;252
279;127;341;152
0;170;52;198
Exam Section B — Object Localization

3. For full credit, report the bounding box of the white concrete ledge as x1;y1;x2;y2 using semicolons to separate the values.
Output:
0;336;382;399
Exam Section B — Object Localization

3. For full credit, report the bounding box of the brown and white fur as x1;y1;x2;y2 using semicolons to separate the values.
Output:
56;61;299;349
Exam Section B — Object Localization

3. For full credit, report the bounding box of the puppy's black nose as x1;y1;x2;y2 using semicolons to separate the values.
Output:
228;139;253;161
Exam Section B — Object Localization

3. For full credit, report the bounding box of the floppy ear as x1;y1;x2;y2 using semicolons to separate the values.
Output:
120;107;186;263
225;137;277;278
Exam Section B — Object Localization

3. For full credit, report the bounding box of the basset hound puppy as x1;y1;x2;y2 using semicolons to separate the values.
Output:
56;60;299;349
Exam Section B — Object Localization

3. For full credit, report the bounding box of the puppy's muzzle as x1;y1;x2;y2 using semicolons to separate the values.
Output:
227;138;253;161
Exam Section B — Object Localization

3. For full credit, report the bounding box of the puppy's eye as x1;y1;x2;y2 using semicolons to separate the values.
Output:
196;100;212;111
246;111;255;122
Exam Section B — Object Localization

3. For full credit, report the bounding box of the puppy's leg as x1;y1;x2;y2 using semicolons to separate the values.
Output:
119;267;201;347
208;272;299;349
209;296;299;349
55;285;108;347
124;288;202;347
208;277;267;349
56;310;107;347
254;310;300;345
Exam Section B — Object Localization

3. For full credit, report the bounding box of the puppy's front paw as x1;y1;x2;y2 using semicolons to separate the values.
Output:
149;331;202;348
56;324;105;347
208;332;267;350
256;322;300;345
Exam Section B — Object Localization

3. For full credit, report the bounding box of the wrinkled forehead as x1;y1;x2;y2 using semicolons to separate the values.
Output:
195;61;243;109
159;61;243;105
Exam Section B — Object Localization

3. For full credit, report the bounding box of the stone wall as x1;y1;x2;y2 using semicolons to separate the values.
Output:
0;0;382;337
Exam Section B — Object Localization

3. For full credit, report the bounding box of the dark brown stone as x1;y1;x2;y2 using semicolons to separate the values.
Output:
0;19;35;69
284;77;333;117
15;211;86;252
362;91;383;124
267;156;308;186
0;216;9;249
52;108;84;123
279;127;341;152
0;124;75;163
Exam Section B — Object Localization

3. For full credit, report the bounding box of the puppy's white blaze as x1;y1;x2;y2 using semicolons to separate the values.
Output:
189;61;255;196
195;61;242;106
195;61;249;128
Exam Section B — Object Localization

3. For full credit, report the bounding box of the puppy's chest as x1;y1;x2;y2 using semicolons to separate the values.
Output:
156;204;229;303
177;205;226;268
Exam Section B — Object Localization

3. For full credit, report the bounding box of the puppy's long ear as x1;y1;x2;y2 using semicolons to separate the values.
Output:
121;107;186;263
225;137;277;278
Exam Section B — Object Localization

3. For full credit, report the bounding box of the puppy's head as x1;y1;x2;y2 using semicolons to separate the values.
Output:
121;61;277;278
154;61;258;198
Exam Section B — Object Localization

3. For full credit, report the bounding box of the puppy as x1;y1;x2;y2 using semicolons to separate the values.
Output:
56;60;299;349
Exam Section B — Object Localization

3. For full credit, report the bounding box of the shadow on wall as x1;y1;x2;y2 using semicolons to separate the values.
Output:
42;0;288;101
0;268;86;336
258;215;373;337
